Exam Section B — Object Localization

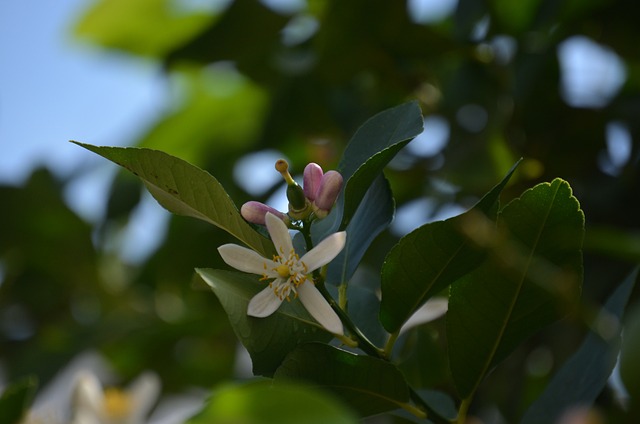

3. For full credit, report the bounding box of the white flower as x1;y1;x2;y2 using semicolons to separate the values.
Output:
18;351;205;424
218;212;346;335
72;371;160;424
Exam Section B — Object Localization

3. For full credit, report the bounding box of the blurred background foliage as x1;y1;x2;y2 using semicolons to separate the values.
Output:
2;0;640;421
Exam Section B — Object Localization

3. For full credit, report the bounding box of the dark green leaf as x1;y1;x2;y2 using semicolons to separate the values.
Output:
72;142;274;256
166;0;289;75
521;267;638;424
196;269;330;376
274;343;412;417
0;377;37;424
187;380;358;424
336;101;423;230
448;178;584;399
379;160;520;333
620;272;640;409
322;174;394;287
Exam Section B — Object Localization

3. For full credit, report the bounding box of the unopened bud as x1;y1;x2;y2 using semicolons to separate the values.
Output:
241;201;287;225
303;163;323;201
314;170;343;211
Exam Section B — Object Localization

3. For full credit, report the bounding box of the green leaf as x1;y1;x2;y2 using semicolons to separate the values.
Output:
137;66;268;166
187;380;358;424
337;101;423;229
447;178;584;399
274;343;412;417
521;267;638;424
0;377;37;424
196;269;330;376
488;0;542;35
379;160;520;334
323;175;394;287
74;0;216;57
72;142;274;257
620;274;640;410
166;0;290;72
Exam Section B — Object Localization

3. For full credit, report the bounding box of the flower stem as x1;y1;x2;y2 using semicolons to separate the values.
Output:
456;398;472;424
383;330;400;359
408;387;454;424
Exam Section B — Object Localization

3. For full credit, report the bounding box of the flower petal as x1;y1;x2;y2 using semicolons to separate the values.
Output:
248;285;284;317
265;212;293;254
218;244;277;276
297;283;343;335
127;372;161;421
299;231;346;271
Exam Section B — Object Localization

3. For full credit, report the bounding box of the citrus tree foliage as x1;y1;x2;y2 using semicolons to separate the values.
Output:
2;1;640;423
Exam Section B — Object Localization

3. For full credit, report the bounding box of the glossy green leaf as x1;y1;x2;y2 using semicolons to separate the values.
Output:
72;142;274;257
448;178;584;399
196;269;330;376
521;267;638;424
620;277;640;409
337;101;423;229
187;380;358;424
74;0;216;57
379;160;520;334
0;377;37;424
274;343;412;417
323;175;394;286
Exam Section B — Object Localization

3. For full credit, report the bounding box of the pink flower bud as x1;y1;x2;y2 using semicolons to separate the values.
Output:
303;163;323;201
240;201;286;225
314;170;343;212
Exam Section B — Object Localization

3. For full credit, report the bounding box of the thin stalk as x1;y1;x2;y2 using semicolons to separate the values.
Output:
409;387;454;424
383;330;400;359
456;398;471;424
316;283;385;358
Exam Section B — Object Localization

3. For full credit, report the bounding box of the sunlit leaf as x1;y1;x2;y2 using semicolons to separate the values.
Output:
74;0;217;57
448;178;584;399
521;267;638;424
187;380;358;424
274;343;412;417
379;160;520;334
196;269;330;376
137;66;268;166
72;142;274;256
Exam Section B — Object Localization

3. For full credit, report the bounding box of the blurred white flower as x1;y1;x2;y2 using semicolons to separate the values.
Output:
20;352;205;424
72;371;160;424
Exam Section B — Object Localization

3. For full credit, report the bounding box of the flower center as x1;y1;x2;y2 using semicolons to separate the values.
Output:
264;249;309;300
103;388;132;419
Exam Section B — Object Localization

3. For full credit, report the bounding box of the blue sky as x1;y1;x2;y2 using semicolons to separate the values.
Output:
0;0;166;218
